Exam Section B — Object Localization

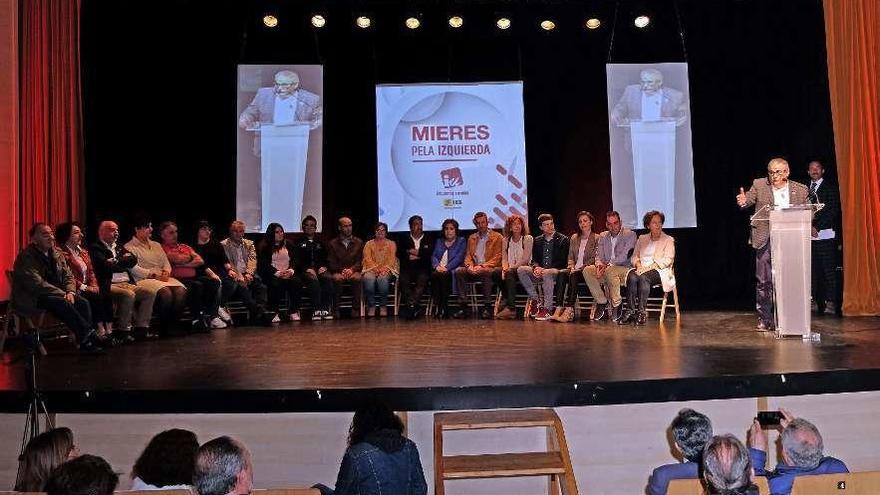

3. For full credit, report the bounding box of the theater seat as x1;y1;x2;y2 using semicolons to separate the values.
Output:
790;471;880;495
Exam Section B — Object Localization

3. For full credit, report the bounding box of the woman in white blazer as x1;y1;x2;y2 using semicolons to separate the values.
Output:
620;210;675;325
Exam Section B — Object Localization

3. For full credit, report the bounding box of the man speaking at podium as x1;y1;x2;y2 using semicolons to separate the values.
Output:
238;70;323;156
736;158;809;331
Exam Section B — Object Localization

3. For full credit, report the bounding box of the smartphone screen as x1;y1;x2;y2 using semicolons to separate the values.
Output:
757;411;784;427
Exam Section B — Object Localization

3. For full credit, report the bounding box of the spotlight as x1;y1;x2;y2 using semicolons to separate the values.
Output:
540;20;556;31
356;16;371;29
405;17;421;29
496;17;511;30
311;15;326;28
448;16;463;28
634;15;650;28
262;15;278;28
585;18;601;30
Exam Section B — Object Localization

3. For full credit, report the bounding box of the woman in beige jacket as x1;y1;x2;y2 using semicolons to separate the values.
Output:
620;210;676;325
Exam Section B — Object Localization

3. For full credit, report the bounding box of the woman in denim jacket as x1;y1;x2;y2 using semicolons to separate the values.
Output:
315;401;428;495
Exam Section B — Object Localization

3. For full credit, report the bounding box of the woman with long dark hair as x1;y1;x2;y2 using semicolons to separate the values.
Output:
257;223;301;322
315;400;427;495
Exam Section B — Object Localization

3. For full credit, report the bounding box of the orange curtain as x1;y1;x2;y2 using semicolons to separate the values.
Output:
823;0;880;315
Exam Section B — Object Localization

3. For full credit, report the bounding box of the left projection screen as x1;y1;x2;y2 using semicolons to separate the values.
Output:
377;82;528;232
236;64;323;233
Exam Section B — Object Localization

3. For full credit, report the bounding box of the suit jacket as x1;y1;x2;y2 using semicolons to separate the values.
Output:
810;179;841;233
221;238;258;277
750;448;848;495
327;236;364;273
596;229;638;267
89;241;137;292
463;230;503;269
10;245;76;316
611;86;687;123
531;232;570;269
60;246;99;292
632;232;676;292
293;236;328;273
239;87;322;156
396;233;433;272
647;461;699;495
741;178;810;250
566;232;599;269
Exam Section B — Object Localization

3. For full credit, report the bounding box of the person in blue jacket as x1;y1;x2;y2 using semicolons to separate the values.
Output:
647;408;713;495
429;218;466;319
748;410;848;495
315;400;427;495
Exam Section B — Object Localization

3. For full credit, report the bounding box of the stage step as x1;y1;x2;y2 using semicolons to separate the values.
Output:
434;408;579;495
442;452;567;479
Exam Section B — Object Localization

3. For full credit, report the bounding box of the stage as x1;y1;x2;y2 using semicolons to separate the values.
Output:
1;311;879;414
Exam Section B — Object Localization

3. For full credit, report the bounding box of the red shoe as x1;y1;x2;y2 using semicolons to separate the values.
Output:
527;300;541;318
534;308;551;321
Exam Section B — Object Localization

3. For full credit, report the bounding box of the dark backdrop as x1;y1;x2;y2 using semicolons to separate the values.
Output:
80;0;837;309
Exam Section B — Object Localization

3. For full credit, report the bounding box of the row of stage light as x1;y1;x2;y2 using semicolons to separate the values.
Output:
262;14;652;31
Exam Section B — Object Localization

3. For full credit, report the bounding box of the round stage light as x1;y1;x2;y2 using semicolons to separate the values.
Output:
540;20;556;31
634;15;650;28
262;15;278;28
311;15;326;28
356;16;371;29
585;18;601;30
496;18;511;30
448;16;463;28
405;17;421;30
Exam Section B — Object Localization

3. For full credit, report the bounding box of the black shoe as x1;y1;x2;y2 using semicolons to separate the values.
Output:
592;304;610;321
616;309;635;325
478;307;493;319
411;305;424;319
79;333;104;353
133;327;159;341
436;306;450;319
114;332;136;345
610;305;626;323
98;334;117;347
191;317;209;333
635;311;647;326
452;307;471;319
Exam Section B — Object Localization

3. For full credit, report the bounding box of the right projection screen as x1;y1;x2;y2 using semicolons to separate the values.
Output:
606;63;696;228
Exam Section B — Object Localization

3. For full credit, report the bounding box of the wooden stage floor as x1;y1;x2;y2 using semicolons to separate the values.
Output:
1;311;879;413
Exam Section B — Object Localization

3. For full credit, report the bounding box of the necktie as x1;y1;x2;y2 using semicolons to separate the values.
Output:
809;182;818;203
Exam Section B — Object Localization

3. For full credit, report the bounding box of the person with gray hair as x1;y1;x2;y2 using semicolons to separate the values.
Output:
748;409;848;495
647;408;713;495
193;436;253;495
702;434;757;495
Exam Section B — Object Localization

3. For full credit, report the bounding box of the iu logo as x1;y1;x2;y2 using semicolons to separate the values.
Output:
440;167;464;188
836;481;846;489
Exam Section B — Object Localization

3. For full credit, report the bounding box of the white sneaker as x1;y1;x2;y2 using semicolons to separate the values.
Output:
312;311;323;320
322;310;334;320
271;314;281;324
210;317;228;329
290;312;301;321
217;307;233;323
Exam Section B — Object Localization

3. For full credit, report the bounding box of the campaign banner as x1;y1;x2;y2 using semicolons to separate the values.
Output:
376;82;528;231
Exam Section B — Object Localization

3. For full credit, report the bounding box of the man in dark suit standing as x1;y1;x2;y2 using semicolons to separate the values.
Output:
736;158;810;331
807;161;842;316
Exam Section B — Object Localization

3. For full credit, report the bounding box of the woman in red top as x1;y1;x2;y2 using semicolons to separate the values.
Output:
56;222;116;345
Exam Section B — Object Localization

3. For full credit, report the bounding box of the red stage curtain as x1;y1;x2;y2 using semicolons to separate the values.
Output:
19;0;83;246
823;0;880;315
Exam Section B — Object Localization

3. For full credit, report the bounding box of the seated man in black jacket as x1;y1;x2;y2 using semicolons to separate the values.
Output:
294;215;334;320
396;215;433;319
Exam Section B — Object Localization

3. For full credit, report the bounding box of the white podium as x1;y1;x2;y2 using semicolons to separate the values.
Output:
765;205;822;338
628;119;677;226
258;123;310;230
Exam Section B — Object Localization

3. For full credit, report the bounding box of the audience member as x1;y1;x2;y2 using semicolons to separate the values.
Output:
453;211;503;319
258;223;301;322
517;213;569;320
294;215;334;320
647;408;713;495
396;215;433;320
131;428;199;490
56;222;114;345
46;454;118;495
89;220;150;342
193;436;253;495
748;410;848;495
620;210;675;326
15;427;79;492
703;435;757;495
362;222;398;317
160;221;224;331
430;219;467;319
495;214;533;320
220;220;270;325
584;211;637;322
124;217;187;335
550;211;598;322
324;216;364;318
314;400;427;495
11;223;102;351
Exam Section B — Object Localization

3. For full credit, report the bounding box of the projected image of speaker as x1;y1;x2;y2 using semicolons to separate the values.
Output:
236;64;323;232
607;63;696;228
376;82;528;231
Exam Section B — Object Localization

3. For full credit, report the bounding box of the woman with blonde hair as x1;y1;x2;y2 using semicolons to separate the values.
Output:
495;214;533;319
